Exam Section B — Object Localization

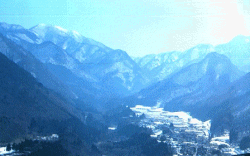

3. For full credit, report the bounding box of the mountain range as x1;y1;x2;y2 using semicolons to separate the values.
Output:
107;52;243;108
0;23;150;107
1;22;250;138
2;23;250;103
135;36;250;83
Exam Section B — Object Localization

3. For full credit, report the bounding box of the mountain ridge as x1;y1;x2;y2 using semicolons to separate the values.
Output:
108;52;244;114
1;22;250;110
0;22;149;107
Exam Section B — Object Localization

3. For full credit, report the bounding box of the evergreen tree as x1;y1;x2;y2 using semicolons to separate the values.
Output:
6;143;11;151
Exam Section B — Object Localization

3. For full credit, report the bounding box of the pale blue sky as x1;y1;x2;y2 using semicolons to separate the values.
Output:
1;0;250;57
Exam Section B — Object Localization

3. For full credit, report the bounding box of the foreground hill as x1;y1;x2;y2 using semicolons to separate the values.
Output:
0;52;104;155
0;51;84;141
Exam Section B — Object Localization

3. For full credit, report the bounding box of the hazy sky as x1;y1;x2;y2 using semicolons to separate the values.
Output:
1;0;250;57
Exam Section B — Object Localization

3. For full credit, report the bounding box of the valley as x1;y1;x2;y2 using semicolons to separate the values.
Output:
0;22;250;155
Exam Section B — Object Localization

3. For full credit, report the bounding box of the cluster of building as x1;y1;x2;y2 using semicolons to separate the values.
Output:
33;134;59;141
0;134;60;156
130;105;246;155
0;147;14;156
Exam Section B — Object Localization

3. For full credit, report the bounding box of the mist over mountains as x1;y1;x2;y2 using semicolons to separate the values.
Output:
1;22;250;155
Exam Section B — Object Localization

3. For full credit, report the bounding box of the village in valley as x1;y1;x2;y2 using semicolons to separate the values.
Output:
129;105;247;156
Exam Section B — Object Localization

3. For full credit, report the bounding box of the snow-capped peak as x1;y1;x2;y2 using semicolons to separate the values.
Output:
54;26;68;33
31;24;68;35
70;30;83;42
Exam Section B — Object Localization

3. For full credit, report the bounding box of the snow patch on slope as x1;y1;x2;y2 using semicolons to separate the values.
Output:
15;33;34;43
54;26;68;33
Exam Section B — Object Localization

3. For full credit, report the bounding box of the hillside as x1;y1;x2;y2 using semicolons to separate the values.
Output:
0;33;77;100
109;53;244;116
207;72;250;134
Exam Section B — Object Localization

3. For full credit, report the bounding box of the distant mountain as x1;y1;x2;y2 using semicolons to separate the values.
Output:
162;52;244;118
30;23;110;55
134;51;183;82
28;41;77;70
113;53;244;114
134;44;215;82
215;35;250;72
135;35;250;77
0;22;42;45
30;24;148;95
